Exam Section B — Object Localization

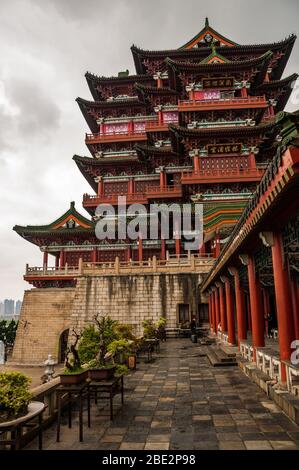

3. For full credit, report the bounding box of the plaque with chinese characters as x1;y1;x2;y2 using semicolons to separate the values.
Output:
206;143;242;154
202;77;234;89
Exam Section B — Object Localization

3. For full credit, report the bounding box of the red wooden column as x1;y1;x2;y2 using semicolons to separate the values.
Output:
127;245;131;262
43;251;48;268
221;276;236;345
208;293;212;330
214;287;220;334
128;177;134;195
138;236;143;262
97;177;104;197
229;267;247;347
246;294;252;332
249;150;256;169
55;254;59;269
241;84;248;98
290;277;299;340
241;254;265;356
159;167;165;190
271;232;295;381
92;248;97;263
59;250;65;268
216;282;227;333
215;233;221;258
211;289;216;333
193;155;200;174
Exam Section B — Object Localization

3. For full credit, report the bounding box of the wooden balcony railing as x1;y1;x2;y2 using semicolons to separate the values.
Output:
83;192;148;206
181;167;264;184
83;185;183;206
178;95;267;112
24;255;215;280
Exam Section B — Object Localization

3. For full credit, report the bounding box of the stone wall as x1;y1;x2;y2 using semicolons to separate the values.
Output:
70;273;204;335
12;288;75;364
12;272;205;364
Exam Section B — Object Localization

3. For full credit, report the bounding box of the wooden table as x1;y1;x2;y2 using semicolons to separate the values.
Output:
56;381;90;443
88;374;124;421
0;401;45;450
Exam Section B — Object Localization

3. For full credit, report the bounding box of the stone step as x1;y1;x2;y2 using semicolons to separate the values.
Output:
219;343;238;357
206;346;237;367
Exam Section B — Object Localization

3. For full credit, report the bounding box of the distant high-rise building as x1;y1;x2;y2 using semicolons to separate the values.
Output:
0;302;4;315
15;300;22;315
4;299;15;316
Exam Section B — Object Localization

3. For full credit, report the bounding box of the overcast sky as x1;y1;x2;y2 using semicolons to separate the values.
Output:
0;0;298;300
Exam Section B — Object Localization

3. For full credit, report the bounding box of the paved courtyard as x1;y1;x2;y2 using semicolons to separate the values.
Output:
27;339;299;450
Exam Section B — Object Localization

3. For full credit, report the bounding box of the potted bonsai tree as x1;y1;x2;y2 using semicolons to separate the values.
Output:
0;371;33;423
60;329;87;385
79;314;118;381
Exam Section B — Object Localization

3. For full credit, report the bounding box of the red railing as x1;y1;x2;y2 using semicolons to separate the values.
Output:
83;185;183;206
146;185;182;197
181;167;264;183
83;192;148;206
178;95;267;111
145;121;177;132
85;130;148;144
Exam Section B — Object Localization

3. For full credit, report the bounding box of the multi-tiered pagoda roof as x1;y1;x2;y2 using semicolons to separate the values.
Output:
14;18;298;286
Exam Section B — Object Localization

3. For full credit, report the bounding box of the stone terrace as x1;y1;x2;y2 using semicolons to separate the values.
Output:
26;339;299;450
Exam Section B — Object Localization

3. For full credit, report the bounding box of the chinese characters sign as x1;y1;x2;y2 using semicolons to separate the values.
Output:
207;143;242;154
202;77;234;89
194;90;220;100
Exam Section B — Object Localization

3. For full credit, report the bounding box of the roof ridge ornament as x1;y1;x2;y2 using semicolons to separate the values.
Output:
205;17;209;27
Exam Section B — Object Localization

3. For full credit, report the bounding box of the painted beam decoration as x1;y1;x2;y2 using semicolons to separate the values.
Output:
202;77;234;89
207;143;242;154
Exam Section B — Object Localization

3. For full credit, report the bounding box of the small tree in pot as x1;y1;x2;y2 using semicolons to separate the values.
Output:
79;314;118;380
60;329;87;384
0;371;33;422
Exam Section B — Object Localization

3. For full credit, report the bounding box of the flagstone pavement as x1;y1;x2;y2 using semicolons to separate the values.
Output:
26;338;299;450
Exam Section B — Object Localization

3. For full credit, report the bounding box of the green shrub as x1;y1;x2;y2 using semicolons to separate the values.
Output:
142;319;156;339
107;339;133;355
115;324;135;340
0;371;32;421
115;364;130;376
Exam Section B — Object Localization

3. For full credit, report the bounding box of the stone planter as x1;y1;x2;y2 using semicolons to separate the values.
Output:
88;366;116;381
59;370;88;385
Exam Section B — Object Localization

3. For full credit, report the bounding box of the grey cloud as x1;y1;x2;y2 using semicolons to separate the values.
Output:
0;0;298;300
4;79;61;138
